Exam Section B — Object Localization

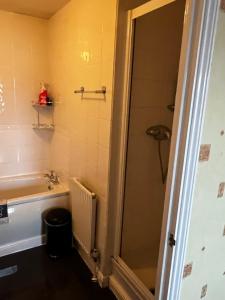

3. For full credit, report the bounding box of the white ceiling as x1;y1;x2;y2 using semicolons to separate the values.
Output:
0;0;70;19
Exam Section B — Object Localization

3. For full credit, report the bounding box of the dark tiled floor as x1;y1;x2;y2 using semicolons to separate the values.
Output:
0;246;116;300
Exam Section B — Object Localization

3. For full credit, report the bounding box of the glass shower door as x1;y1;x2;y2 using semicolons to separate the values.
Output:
120;0;186;292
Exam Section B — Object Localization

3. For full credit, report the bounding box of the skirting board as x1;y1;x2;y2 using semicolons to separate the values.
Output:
0;235;46;257
75;241;109;288
109;275;133;300
110;259;154;300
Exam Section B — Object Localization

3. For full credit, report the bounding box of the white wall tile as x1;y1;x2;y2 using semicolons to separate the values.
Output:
48;0;117;269
0;11;50;178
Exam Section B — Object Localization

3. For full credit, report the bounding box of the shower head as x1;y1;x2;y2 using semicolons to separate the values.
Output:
146;125;171;141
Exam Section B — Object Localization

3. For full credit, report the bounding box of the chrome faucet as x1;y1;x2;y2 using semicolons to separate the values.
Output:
44;170;60;185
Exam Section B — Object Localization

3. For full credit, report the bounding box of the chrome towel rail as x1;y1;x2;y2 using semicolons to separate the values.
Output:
74;86;106;95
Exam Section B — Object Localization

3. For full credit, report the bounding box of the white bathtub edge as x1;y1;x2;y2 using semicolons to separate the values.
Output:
0;235;46;257
8;189;70;207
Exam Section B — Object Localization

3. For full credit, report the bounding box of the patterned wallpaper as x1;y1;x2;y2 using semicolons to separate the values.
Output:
180;6;225;300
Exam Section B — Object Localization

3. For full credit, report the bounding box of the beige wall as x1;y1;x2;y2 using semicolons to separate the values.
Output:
0;11;50;177
120;0;185;287
181;9;225;300
48;0;117;267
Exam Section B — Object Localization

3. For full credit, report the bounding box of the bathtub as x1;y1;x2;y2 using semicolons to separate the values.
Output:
0;174;69;257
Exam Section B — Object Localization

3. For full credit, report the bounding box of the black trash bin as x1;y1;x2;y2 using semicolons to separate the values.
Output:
44;208;72;259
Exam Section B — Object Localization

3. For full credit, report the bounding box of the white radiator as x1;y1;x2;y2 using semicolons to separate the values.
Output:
70;178;97;255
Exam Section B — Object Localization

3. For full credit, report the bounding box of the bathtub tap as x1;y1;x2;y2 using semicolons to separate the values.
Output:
44;171;60;185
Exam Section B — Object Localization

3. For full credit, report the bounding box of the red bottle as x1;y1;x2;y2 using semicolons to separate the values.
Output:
39;83;48;105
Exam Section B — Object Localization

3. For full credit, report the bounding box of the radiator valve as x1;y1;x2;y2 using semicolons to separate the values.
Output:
91;248;100;263
91;248;100;283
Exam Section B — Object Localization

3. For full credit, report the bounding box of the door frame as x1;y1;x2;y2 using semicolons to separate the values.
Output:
105;0;220;299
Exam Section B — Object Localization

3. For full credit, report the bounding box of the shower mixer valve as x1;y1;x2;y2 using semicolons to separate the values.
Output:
146;125;171;141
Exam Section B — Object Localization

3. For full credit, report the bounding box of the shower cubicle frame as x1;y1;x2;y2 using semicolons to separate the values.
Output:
106;0;221;299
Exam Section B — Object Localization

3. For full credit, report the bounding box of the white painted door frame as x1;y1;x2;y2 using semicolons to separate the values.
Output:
106;0;220;299
130;0;176;19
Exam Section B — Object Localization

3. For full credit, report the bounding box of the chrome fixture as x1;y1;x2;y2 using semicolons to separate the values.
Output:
74;86;107;96
91;248;101;283
146;125;171;184
167;104;175;112
146;125;171;141
44;170;60;185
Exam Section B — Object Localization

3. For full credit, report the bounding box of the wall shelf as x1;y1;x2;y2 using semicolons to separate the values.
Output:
32;100;54;131
32;102;54;108
32;123;55;130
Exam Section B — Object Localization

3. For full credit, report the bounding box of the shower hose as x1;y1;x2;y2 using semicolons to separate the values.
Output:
157;140;168;184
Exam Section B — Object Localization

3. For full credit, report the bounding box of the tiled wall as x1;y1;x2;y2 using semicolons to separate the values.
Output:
0;0;117;272
48;0;117;266
181;8;225;300
0;11;50;177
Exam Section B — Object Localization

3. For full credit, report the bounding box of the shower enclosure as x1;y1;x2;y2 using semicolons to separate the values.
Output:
118;0;186;294
108;0;218;299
